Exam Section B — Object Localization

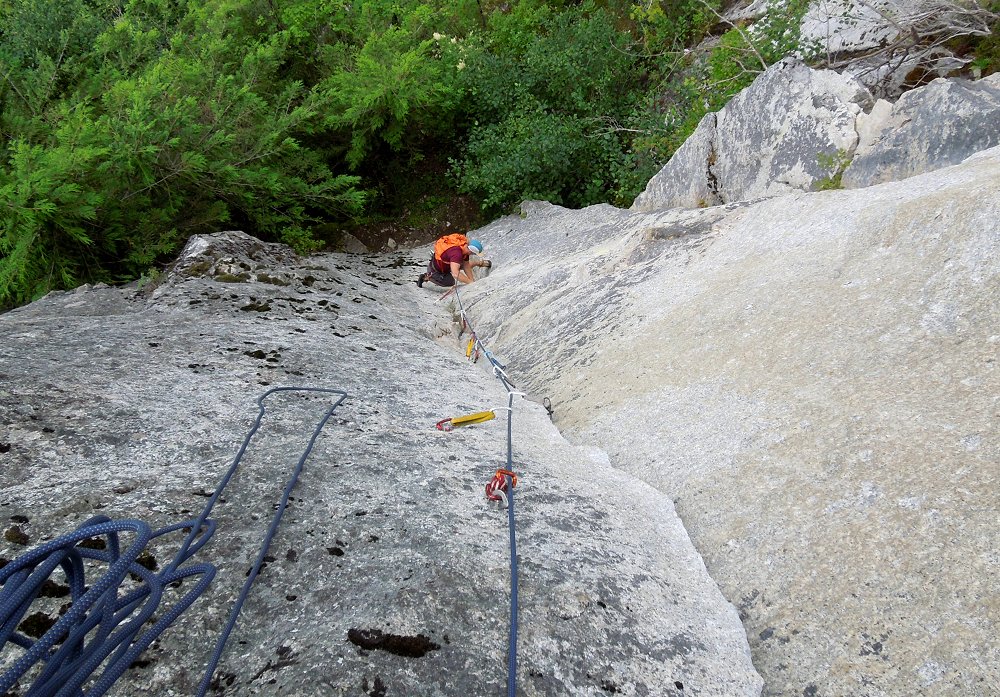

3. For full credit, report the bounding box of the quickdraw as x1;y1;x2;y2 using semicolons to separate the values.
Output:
485;469;518;503
435;410;496;432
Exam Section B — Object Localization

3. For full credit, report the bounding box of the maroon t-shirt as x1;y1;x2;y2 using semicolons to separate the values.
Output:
434;245;467;272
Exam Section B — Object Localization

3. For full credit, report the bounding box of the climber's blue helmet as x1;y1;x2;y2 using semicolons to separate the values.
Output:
468;239;484;253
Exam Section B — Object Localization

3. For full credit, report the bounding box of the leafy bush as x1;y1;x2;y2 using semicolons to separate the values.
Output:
452;1;644;212
0;0;366;308
631;0;718;54
320;23;460;169
456;110;588;210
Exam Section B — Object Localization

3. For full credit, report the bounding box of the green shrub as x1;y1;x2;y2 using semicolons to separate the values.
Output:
452;1;644;212
816;149;852;190
320;24;460;169
630;0;719;55
0;0;366;308
968;1;1000;75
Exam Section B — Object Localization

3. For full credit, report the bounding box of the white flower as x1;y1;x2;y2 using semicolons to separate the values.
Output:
433;32;443;40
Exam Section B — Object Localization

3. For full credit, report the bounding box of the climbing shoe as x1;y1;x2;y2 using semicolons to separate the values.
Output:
416;273;425;288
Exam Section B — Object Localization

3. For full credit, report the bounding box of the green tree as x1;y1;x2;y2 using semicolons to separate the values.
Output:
321;23;460;169
453;1;644;212
0;0;366;308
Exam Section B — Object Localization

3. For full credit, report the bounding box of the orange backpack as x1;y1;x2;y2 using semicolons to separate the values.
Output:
433;233;468;266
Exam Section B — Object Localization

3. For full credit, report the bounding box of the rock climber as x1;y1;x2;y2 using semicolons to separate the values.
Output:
417;233;491;288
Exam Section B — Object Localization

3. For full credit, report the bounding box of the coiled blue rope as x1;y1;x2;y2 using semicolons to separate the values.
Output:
0;517;216;697
453;284;520;697
0;386;347;697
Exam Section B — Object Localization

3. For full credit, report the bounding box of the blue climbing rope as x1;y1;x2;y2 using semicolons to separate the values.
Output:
194;387;347;696
0;518;216;697
0;386;347;697
452;283;520;697
504;473;519;697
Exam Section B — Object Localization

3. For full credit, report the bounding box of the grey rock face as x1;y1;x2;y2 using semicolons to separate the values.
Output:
724;0;771;23
799;0;904;56
632;112;722;212
0;232;761;695
633;59;871;211
635;62;1000;212
798;0;937;97
468;147;1000;696
843;73;1000;187
713;59;871;198
799;0;998;99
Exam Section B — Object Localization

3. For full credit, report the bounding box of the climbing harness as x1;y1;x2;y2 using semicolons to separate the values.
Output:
0;387;347;697
451;282;521;697
435;410;496;432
